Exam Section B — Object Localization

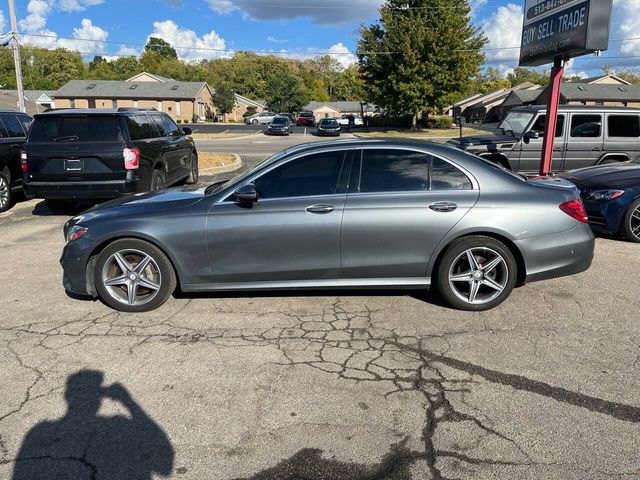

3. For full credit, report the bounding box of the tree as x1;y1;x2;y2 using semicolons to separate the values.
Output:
470;66;511;94
358;0;486;128
333;65;366;101
212;85;236;118
601;65;640;84
507;67;549;87
144;37;177;59
264;67;309;113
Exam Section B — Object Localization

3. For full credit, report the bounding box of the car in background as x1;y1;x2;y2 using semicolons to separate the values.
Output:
61;139;594;313
560;160;640;243
337;114;364;127
266;116;293;136
0;109;33;212
245;112;277;125
22;108;198;212
316;118;341;136
296;112;315;127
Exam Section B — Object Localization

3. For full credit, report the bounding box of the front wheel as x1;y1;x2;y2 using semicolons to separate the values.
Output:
94;238;177;312
252;119;259;125
0;169;13;213
622;198;640;243
436;236;517;311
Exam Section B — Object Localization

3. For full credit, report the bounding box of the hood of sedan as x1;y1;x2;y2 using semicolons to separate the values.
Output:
560;163;640;189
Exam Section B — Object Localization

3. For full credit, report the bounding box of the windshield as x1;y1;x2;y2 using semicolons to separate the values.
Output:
321;119;338;127
272;117;288;125
205;150;287;195
496;111;535;137
29;116;124;142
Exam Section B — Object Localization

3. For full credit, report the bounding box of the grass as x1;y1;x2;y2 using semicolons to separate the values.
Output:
198;152;238;169
355;127;487;139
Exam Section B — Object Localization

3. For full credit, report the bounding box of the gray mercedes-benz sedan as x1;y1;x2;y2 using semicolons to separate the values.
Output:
61;139;595;313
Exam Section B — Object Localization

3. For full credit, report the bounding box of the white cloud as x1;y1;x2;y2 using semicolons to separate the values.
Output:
57;18;108;53
149;20;228;61
58;0;104;12
480;3;522;62
207;0;383;26
267;36;288;44
19;0;53;33
614;0;640;56
0;9;6;32
326;42;356;68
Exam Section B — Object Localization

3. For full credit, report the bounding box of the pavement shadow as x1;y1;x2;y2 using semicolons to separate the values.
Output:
31;200;97;217
12;370;174;480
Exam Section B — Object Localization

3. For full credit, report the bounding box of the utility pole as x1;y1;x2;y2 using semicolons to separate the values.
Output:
8;0;26;113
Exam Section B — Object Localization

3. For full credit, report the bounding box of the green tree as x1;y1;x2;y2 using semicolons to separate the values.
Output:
264;67;309;113
358;0;486;128
507;67;549;87
212;85;236;117
333;65;366;101
601;65;640;84
470;66;511;93
144;37;178;59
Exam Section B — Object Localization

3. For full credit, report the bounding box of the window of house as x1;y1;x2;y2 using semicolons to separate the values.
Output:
571;114;602;138
608;115;640;137
176;102;181;117
133;100;139;108
252;151;345;199
70;100;76;108
157;101;163;112
359;149;430;193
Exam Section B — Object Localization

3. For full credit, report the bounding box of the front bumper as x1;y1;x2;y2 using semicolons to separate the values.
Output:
25;180;139;200
60;236;98;297
266;129;290;135
582;199;627;234
516;223;595;284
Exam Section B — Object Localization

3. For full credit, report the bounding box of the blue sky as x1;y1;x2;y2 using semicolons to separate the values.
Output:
2;0;640;77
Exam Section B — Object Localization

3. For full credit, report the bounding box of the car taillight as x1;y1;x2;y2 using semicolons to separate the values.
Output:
123;147;140;170
560;199;589;223
20;149;27;173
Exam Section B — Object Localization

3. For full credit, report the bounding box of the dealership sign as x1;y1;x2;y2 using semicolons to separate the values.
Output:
520;0;613;66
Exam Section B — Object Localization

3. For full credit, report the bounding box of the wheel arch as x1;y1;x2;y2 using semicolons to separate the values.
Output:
84;234;183;297
598;152;630;164
429;231;527;288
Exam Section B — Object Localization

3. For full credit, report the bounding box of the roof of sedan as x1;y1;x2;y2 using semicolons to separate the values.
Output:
34;108;163;117
283;138;451;155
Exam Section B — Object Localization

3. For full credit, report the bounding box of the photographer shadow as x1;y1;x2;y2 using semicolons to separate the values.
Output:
12;370;174;480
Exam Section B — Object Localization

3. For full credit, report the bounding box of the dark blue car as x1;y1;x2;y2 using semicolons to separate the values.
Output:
561;160;640;243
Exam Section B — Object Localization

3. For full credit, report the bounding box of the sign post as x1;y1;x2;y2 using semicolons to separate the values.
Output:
519;0;613;175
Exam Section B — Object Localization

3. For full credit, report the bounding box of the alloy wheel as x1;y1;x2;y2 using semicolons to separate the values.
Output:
448;248;509;305
630;204;640;241
0;175;8;210
101;249;162;307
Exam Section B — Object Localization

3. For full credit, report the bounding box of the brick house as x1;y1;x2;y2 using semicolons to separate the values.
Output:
53;72;214;122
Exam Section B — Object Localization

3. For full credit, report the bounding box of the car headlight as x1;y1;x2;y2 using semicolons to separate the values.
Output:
586;189;625;201
66;225;89;243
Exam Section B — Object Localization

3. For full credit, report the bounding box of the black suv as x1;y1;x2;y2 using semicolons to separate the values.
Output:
23;108;198;210
0;109;33;212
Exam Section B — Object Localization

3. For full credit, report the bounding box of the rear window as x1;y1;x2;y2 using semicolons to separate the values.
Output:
29;116;124;142
608;115;640;137
126;115;158;140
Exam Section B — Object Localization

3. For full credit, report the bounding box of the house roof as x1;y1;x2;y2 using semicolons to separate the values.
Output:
304;101;378;113
54;80;210;100
0;89;57;114
567;74;631;85
501;88;544;107
234;93;267;109
453;93;483;108
559;83;640;101
125;72;175;83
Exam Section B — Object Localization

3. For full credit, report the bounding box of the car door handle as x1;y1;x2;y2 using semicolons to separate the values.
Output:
429;202;458;213
592;147;601;151
306;205;335;214
553;146;562;151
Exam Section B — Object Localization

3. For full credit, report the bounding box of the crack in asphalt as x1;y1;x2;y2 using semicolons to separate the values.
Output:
1;298;639;479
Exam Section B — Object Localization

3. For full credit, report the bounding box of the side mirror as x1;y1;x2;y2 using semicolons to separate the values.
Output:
523;131;540;143
182;127;192;136
234;184;258;203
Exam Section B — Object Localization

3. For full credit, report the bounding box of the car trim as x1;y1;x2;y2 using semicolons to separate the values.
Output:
181;277;431;292
26;180;127;186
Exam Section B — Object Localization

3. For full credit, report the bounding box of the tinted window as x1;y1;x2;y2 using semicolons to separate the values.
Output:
253;151;345;199
17;115;33;133
529;114;565;137
126;115;157;140
151;115;169;136
0;114;25;137
272;117;288;125
163;116;180;136
29;116;124;142
320;119;339;127
608;115;640;137
431;158;472;190
571;115;602;138
360;149;430;193
0;122;8;138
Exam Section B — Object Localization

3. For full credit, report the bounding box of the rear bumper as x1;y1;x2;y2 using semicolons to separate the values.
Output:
517;223;595;284
25;180;139;200
60;236;98;297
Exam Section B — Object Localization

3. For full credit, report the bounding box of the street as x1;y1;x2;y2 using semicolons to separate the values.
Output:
0;134;639;479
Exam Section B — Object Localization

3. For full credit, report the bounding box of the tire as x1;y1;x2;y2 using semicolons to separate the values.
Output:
622;198;640;243
252;119;259;125
0;168;13;213
436;236;518;311
94;238;177;313
186;152;199;184
150;169;166;191
45;199;77;213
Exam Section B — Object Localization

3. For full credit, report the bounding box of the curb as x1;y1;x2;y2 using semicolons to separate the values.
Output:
199;154;243;176
192;131;263;142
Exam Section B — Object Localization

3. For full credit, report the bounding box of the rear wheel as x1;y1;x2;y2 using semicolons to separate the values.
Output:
150;169;166;191
0;168;13;213
186;152;199;184
437;236;517;311
252;119;259;125
94;238;177;312
622;198;640;243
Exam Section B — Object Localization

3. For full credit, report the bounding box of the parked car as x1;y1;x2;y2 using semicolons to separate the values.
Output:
22;108;198;211
245;112;277;125
559;160;640;243
0;109;33;212
337;114;364;127
296;112;315;127
448;105;640;174
266;116;293;136
317;118;341;136
61;139;594;313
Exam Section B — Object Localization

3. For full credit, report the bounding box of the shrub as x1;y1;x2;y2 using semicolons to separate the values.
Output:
425;116;454;129
176;119;182;124
365;115;414;129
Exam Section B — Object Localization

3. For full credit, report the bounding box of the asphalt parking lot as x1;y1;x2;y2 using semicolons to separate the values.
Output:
1;135;639;479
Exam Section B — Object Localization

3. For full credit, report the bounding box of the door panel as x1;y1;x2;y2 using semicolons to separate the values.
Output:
519;114;566;173
564;114;604;169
